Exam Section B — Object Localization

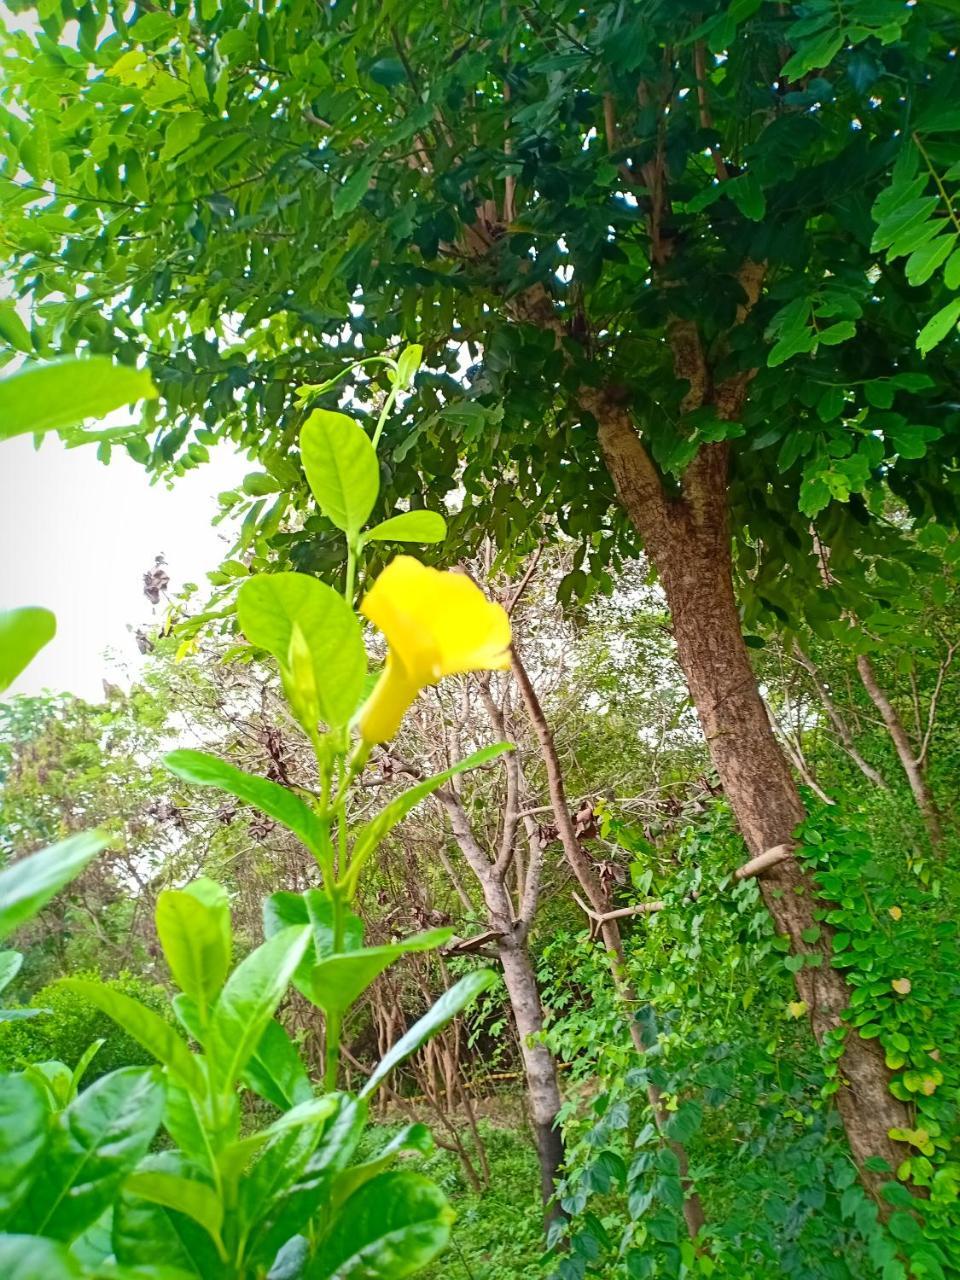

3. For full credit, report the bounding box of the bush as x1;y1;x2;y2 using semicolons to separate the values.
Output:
0;969;171;1078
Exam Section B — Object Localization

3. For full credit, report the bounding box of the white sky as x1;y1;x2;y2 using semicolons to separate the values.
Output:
0;436;246;700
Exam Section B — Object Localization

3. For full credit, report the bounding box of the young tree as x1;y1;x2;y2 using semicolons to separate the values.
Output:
5;0;960;1197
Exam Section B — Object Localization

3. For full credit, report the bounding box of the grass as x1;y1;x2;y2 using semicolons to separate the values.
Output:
362;1119;546;1280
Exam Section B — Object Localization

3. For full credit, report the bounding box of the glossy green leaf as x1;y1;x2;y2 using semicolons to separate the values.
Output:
164;750;326;858
300;929;453;1016
310;1171;453;1278
113;1153;224;1277
242;1018;314;1111
362;510;447;545
0;607;56;693
207;925;311;1089
236;573;366;728
156;882;231;1018
342;744;513;897
60;980;205;1096
123;1170;224;1253
300;409;379;533
0;1073;49;1221
0;358;156;441
243;1096;367;1273
331;1124;433;1209
0;830;110;941
362;970;497;1098
10;1066;164;1241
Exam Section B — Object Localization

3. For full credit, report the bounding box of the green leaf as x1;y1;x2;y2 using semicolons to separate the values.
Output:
917;297;960;355
342;744;513;897
780;31;844;80
0;1073;49;1221
362;970;497;1098
10;1066;164;1241
362;510;447;545
155;881;231;1019
164;750;326;858
332;162;376;218
726;172;765;221
0;830;109;941
242;1019;314;1111
0;302;32;353
0;358;156;441
310;1171;453;1278
799;476;832;517
0;1235;84;1279
236;1096;351;1266
944;246;960;289
236;573;366;729
331;1124;433;1209
394;344;423;389
299;929;453;1016
113;1152;224;1277
206;925;311;1090
0;606;56;693
123;1170;224;1251
905;233;957;286
70;1039;105;1097
300;409;380;533
59;980;205;1096
818;321;857;346
0;948;23;996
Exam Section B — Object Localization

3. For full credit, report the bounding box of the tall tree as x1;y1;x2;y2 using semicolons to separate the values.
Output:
4;0;960;1198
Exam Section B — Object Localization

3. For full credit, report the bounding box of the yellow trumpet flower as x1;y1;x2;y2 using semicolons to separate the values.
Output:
357;556;512;744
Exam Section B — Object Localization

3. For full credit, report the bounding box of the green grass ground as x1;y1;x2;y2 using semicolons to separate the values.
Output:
363;1120;546;1280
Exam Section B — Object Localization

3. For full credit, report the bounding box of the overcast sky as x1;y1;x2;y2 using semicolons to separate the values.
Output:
1;435;246;701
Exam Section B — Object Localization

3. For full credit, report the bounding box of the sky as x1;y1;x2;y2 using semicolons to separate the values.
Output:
1;435;246;700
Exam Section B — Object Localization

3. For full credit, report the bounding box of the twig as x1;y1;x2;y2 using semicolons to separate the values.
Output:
734;843;793;880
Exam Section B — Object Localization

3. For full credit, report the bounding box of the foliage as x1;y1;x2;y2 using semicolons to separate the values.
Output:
3;2;960;638
540;802;960;1278
0;971;171;1083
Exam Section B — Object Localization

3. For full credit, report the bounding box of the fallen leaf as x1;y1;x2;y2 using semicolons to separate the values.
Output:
787;1000;808;1018
892;978;912;995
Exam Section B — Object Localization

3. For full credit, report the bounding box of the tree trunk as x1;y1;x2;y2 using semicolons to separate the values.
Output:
498;940;566;1219
438;792;565;1220
594;401;917;1200
856;653;943;850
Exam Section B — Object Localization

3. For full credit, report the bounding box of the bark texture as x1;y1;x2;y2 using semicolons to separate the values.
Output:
499;943;567;1212
856;653;944;850
591;393;918;1199
437;784;566;1221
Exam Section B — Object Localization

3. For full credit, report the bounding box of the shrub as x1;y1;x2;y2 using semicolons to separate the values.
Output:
0;969;171;1078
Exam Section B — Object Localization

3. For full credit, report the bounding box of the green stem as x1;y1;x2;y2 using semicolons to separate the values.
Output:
371;378;400;451
913;131;960;237
324;1010;342;1092
324;888;347;1089
344;539;357;605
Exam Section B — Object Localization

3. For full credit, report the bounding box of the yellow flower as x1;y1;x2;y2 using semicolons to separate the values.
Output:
357;556;511;743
